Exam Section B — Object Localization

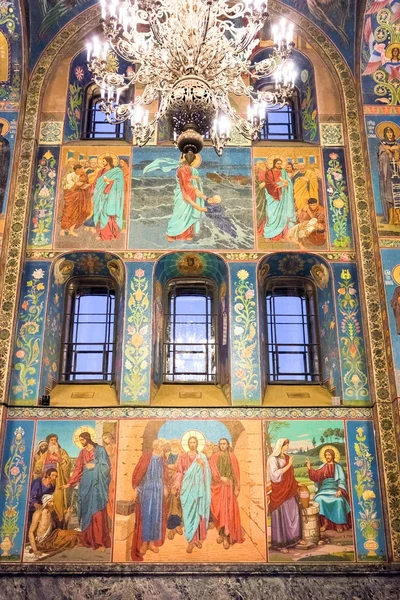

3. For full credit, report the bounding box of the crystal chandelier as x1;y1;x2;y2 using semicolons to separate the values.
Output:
87;0;296;155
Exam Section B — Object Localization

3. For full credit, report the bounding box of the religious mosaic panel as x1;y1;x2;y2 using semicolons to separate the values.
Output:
381;248;400;395
361;0;400;106
115;418;266;563
22;419;117;564
129;147;254;251
265;419;354;563
365;115;400;237
0;412;387;565
0;111;17;246
54;146;130;250
253;146;327;252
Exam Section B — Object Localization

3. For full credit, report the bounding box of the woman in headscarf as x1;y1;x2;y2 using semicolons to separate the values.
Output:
267;438;306;553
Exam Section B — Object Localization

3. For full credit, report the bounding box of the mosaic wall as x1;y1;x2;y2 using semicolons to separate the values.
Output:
26;1;357;72
0;0;22;249
0;410;387;564
9;253;371;406
0;0;399;568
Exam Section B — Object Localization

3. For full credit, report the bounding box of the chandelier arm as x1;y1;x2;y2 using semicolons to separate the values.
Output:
88;0;296;155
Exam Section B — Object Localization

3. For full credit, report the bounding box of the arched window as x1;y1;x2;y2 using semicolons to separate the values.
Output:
60;278;117;382
266;278;320;382
164;279;217;383
260;87;301;141
82;85;124;140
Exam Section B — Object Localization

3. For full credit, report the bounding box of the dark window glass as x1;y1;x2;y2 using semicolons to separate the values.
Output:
61;280;116;381
82;86;124;140
266;280;320;382
164;282;217;383
259;88;301;141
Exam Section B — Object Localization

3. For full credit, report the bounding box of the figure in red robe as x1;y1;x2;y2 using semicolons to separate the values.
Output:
131;439;168;561
60;164;92;237
209;438;244;549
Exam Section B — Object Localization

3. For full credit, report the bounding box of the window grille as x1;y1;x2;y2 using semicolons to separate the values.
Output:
259;88;301;141
164;280;217;383
82;86;124;140
266;279;320;382
61;279;116;382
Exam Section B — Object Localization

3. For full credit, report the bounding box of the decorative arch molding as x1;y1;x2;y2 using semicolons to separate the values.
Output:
0;0;398;558
257;251;343;398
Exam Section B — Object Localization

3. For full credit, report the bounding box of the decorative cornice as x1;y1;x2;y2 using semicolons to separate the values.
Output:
6;405;373;420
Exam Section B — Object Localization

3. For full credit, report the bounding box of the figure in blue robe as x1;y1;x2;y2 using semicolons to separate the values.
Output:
307;449;351;532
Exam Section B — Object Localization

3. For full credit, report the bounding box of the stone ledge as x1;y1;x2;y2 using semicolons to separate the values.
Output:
0;562;399;576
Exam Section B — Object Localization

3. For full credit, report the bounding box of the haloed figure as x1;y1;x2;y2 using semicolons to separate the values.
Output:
306;449;351;533
209;438;244;549
173;436;211;554
62;432;111;551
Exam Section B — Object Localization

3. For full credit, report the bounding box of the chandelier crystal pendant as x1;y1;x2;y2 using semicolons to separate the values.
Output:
87;0;296;155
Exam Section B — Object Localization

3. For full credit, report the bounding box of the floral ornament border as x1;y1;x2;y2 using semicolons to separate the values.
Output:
324;149;353;250
231;266;260;401
300;71;318;142
122;264;152;403
0;0;397;557
347;421;387;562
6;406;374;420
10;265;48;402
336;267;369;402
0;425;30;561
27;148;59;248
24;250;358;262
353;427;383;558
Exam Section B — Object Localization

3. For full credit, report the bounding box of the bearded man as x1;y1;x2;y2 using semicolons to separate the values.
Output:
32;440;48;479
173;436;211;554
209;438;244;549
28;495;80;559
43;434;71;521
26;468;57;538
63;432;111;551
131;439;168;560
306;449;351;533
165;439;184;540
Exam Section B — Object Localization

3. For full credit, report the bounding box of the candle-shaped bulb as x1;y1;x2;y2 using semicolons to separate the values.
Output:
86;42;92;62
100;0;106;19
92;36;100;57
247;104;253;121
272;24;278;45
288;23;294;43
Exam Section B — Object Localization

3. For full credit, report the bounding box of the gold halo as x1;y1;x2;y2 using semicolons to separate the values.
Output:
385;43;400;59
181;430;206;453
319;444;340;463
375;121;400;141
0;117;10;136
73;425;97;449
266;154;287;169
392;265;400;285
97;152;119;167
